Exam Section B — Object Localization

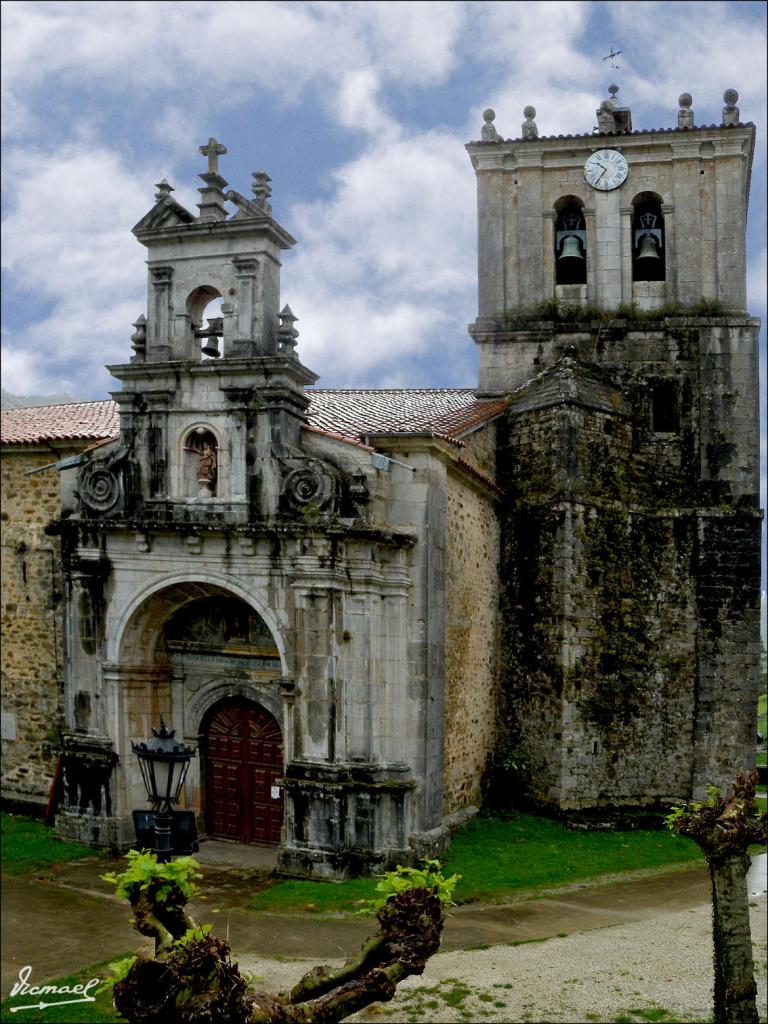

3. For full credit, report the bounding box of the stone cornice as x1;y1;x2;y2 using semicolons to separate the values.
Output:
107;355;320;388
133;213;296;250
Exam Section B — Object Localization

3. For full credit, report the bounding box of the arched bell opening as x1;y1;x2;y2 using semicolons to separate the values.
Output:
554;196;587;286
632;193;666;282
186;285;224;360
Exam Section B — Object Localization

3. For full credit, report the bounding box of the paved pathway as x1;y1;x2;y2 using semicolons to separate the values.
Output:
2;847;765;1000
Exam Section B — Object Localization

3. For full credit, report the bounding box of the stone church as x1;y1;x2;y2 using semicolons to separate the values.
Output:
0;87;761;878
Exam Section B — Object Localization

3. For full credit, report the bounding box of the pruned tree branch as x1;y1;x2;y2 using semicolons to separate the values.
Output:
112;881;445;1024
667;770;767;1024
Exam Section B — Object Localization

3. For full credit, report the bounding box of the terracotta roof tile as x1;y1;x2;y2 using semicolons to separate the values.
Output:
1;401;120;445
306;389;508;445
1;391;508;447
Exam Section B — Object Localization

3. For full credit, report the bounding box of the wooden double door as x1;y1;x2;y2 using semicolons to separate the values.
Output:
204;698;284;845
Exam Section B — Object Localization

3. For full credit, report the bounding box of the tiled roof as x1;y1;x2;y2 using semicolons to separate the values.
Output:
1;401;120;445
306;389;508;445
1;390;508;447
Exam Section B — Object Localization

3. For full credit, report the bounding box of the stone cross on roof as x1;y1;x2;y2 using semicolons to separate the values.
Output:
199;137;227;174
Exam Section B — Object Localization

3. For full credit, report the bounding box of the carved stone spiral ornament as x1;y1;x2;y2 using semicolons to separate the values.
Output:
80;464;121;513
282;463;334;511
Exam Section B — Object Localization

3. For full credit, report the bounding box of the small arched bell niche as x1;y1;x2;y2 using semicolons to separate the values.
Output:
187;285;224;360
182;427;219;498
554;196;587;286
632;193;666;283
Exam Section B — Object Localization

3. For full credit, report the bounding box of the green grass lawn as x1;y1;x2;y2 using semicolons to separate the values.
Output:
757;689;767;766
0;957;123;1023
249;811;705;915
0;812;105;875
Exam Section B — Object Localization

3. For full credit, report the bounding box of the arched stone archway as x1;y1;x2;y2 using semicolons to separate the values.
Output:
109;573;288;672
104;578;287;843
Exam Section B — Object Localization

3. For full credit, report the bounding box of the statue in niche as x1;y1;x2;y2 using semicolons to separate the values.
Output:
184;428;218;498
199;442;217;482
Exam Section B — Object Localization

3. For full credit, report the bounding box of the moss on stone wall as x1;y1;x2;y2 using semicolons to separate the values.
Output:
570;506;669;730
492;351;712;809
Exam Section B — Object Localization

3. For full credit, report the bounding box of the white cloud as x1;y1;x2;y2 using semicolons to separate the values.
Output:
291;292;453;385
1;1;467;144
0;344;49;396
606;1;767;126
291;129;473;289
281;124;476;384
1;142;149;393
469;1;590;66
459;2;600;139
356;0;465;84
334;68;396;138
1;0;765;406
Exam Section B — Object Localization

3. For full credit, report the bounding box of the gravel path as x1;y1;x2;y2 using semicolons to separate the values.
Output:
240;893;767;1023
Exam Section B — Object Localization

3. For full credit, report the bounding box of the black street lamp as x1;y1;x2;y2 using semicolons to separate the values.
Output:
132;718;196;862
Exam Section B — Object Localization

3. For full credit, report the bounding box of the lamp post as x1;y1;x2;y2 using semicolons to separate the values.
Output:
132;718;196;862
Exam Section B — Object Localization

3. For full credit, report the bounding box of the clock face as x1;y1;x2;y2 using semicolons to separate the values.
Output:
584;149;628;191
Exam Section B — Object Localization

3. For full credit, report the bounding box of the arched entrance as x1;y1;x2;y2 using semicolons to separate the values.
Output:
203;698;284;845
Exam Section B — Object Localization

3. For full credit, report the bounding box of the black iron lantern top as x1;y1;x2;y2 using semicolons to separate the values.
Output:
131;717;196;812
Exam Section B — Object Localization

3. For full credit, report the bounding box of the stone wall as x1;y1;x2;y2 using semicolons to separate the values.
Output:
457;416;499;478
443;425;500;813
1;447;71;807
496;340;761;812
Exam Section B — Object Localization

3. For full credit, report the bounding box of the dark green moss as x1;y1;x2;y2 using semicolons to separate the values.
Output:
569;508;668;729
495;297;733;327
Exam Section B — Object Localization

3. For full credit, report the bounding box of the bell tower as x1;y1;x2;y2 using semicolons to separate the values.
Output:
467;89;762;813
101;138;318;523
468;86;756;393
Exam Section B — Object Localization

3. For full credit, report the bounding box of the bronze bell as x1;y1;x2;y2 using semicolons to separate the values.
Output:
558;235;584;263
200;316;223;358
200;335;221;358
636;234;662;263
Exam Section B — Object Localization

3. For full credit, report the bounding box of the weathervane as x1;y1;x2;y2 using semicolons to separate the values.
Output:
603;47;622;70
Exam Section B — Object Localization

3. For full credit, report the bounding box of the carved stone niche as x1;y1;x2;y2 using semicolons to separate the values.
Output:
182;427;219;499
72;554;111;656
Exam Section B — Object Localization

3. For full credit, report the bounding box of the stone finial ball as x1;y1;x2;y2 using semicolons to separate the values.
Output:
678;93;693;109
523;105;536;119
608;83;619;96
723;88;738;105
483;108;496;123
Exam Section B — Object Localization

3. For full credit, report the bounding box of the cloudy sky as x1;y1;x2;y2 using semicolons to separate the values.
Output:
2;0;766;613
2;0;765;400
